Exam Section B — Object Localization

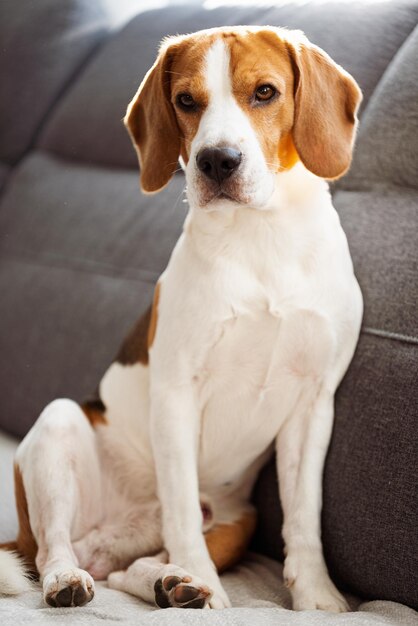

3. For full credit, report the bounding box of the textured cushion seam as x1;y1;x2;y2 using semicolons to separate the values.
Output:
361;326;418;345
0;252;160;285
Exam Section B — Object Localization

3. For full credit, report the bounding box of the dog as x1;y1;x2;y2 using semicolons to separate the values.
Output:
0;25;363;612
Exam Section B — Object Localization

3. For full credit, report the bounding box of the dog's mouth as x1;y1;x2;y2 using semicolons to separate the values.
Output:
213;191;235;202
201;185;249;208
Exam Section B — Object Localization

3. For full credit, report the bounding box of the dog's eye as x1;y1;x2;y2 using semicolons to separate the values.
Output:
254;84;277;103
176;93;197;111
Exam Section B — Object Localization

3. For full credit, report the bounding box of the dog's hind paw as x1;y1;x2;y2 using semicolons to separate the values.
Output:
154;570;212;609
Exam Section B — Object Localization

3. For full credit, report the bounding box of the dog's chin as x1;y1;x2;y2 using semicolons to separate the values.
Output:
187;171;276;212
207;191;243;206
201;196;243;213
196;186;255;211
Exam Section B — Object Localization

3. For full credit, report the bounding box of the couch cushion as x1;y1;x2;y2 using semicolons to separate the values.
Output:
38;0;418;169
0;259;154;440
342;25;418;191
0;0;109;165
0;152;186;279
253;332;418;610
0;164;10;192
324;333;418;610
334;187;418;340
0;152;185;438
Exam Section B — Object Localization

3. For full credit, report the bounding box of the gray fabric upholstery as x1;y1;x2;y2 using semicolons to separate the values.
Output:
324;333;418;608
335;188;418;339
0;153;185;438
343;25;418;191
0;164;10;191
1;0;417;614
0;0;109;165
38;1;418;169
0;153;186;281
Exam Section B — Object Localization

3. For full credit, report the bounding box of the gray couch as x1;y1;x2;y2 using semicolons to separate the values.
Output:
0;1;417;623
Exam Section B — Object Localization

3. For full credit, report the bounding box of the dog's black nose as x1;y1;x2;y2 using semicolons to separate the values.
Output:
196;147;242;184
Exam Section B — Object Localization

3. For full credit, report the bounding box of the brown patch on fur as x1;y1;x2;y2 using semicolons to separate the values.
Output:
125;35;213;192
117;305;152;365
168;37;212;162
116;282;161;366
147;282;161;349
0;540;18;551
278;132;299;171
226;29;295;172
13;464;38;573
205;511;257;574
227;28;361;178
285;37;362;179
81;397;107;427
124;49;180;193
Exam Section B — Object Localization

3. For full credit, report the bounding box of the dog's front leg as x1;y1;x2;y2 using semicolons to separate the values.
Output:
150;383;231;609
276;388;349;612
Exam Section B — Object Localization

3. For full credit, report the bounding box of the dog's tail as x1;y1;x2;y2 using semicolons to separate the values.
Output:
0;543;33;595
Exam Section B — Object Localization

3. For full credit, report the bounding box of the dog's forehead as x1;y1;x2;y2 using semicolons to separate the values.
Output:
169;27;293;93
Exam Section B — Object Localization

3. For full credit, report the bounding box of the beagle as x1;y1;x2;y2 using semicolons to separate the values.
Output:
0;26;363;612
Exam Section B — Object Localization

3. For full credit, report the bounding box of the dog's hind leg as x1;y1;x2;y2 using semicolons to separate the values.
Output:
15;399;103;607
108;551;213;609
107;512;257;609
72;502;163;580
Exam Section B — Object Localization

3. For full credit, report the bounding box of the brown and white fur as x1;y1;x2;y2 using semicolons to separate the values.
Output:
0;26;363;612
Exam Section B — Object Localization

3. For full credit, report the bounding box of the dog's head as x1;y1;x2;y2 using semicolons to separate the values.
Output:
125;26;362;210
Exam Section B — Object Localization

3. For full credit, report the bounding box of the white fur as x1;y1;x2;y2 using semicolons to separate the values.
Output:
0;551;33;595
6;36;362;613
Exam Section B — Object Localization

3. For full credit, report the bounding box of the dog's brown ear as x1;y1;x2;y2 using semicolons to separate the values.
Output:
125;41;181;193
286;39;362;179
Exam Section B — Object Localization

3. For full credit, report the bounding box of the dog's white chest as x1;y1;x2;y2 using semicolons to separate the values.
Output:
195;303;334;491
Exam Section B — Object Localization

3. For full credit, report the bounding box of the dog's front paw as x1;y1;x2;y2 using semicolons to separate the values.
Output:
43;568;95;607
288;573;349;612
154;568;212;609
207;584;231;609
284;550;349;613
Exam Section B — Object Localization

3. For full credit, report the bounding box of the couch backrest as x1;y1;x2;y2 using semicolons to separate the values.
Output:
0;0;109;166
36;1;418;169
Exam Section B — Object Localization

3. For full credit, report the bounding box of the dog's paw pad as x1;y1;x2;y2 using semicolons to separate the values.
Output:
44;569;94;608
155;573;212;609
162;575;182;591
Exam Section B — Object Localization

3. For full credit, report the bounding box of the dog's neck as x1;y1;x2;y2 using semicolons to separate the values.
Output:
185;163;333;260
